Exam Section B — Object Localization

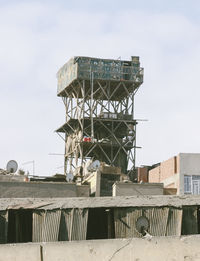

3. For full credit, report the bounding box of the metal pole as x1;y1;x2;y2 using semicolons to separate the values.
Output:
91;71;94;141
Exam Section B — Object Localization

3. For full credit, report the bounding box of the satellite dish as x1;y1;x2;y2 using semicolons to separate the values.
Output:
136;216;149;234
66;172;73;182
88;160;100;171
6;160;18;173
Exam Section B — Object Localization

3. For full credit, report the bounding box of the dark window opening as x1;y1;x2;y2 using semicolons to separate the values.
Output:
7;210;32;243
181;207;199;235
100;174;120;196
86;208;115;240
198;208;200;234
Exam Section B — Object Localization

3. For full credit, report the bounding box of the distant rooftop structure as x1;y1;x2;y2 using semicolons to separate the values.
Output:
56;56;144;181
57;56;143;97
149;153;200;195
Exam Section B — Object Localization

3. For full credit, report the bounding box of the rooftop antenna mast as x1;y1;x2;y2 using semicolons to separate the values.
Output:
22;160;35;176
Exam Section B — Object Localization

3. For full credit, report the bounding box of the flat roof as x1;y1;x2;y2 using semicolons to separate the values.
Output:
0;195;200;210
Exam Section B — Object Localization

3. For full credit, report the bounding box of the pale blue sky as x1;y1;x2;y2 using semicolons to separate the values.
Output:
0;0;200;175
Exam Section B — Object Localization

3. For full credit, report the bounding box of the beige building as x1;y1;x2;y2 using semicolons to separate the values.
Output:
149;153;200;195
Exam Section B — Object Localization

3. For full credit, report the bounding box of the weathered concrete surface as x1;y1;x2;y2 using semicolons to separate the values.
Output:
0;174;25;182
42;236;200;261
112;182;163;196
0;182;84;198
76;185;90;197
1;194;200;210
1;236;200;260
0;243;41;261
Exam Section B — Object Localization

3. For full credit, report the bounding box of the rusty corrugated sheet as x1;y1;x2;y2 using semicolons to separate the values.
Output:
145;207;169;236
42;210;61;242
0;210;8;243
70;208;88;241
182;206;198;235
58;209;73;241
166;207;182;236
114;208;142;238
32;210;45;242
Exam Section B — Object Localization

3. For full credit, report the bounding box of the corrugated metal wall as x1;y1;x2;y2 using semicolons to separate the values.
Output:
0;210;8;244
32;210;45;242
114;208;142;238
114;207;183;238
145;208;169;236
42;210;61;242
33;208;88;242
33;210;61;242
166;208;182;236
1;206;198;243
70;208;88;241
58;209;73;241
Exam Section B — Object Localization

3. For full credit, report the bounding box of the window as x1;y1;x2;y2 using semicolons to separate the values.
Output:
184;175;192;194
184;175;200;194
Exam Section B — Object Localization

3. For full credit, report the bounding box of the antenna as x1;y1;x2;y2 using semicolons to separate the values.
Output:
6;160;18;173
22;160;35;175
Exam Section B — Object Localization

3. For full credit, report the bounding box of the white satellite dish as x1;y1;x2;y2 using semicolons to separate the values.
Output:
88;160;100;171
66;172;73;182
6;160;18;173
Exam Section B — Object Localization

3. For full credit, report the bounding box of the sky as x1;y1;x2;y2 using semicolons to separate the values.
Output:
1;0;200;175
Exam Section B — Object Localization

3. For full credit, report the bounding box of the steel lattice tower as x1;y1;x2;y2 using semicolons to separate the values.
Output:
56;56;143;180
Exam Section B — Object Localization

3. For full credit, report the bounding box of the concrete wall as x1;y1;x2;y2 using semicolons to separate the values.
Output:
0;243;41;261
76;185;90;197
2;236;200;261
0;182;89;198
112;182;163;196
0;174;26;182
179;153;200;195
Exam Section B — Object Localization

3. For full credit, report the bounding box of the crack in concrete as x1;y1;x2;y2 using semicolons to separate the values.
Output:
107;238;133;261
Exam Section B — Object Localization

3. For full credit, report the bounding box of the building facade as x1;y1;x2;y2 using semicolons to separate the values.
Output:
149;153;200;195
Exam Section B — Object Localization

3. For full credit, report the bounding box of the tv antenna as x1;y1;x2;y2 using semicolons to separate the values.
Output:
22;160;35;175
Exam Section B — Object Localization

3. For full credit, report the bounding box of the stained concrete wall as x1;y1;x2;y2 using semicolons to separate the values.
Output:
0;175;26;182
112;182;164;196
0;243;41;261
0;182;89;198
2;236;200;261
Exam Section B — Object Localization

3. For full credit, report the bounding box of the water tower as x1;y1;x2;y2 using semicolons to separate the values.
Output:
56;56;143;180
